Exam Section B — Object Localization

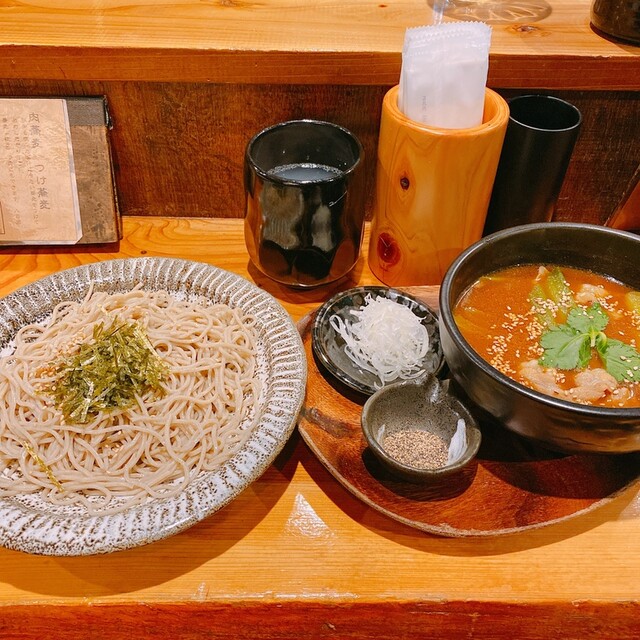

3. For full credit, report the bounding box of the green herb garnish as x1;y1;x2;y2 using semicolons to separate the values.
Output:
45;320;169;424
540;302;640;382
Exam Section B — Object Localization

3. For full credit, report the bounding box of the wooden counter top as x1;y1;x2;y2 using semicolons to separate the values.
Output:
1;217;639;639
0;0;639;89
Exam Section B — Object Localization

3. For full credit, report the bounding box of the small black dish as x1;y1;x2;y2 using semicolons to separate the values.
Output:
312;286;444;396
361;376;481;484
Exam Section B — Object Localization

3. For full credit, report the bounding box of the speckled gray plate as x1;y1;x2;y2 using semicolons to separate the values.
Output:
0;258;307;556
311;286;444;395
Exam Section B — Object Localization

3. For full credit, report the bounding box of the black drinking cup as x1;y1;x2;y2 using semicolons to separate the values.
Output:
244;119;365;288
483;95;582;235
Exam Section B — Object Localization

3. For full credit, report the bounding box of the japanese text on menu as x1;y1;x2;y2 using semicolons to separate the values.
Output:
0;98;82;244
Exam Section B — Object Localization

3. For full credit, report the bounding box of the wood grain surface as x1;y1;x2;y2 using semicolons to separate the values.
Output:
0;0;638;89
1;218;640;639
0;82;636;227
0;0;639;229
368;87;508;286
2;601;640;639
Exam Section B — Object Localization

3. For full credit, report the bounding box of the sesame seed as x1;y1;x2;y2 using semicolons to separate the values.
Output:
382;429;449;470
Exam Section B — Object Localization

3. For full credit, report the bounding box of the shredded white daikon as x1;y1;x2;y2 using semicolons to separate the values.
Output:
329;295;430;389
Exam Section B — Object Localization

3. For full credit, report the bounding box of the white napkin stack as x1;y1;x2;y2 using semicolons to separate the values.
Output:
399;22;492;129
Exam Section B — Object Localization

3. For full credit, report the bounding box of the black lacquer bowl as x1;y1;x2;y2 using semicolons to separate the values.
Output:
439;223;640;454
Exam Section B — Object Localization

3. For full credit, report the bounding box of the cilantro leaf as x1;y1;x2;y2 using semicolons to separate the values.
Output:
539;299;640;382
540;325;591;370
596;337;640;382
566;303;608;334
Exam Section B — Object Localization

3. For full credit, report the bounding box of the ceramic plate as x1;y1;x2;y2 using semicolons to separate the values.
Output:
311;286;444;395
0;258;307;556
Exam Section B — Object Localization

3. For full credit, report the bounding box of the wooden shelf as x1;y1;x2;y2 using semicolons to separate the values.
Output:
0;0;639;89
0;2;638;252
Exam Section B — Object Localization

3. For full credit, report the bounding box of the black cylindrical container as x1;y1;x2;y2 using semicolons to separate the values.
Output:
483;95;582;236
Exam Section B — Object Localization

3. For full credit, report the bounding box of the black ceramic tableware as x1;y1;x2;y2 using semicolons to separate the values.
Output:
244;119;365;288
483;95;582;235
312;286;445;395
439;222;640;453
361;376;481;484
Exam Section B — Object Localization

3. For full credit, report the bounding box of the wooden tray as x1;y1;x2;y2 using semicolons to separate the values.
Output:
297;287;640;537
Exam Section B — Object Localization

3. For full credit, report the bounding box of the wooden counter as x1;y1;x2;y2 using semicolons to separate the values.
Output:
1;217;639;639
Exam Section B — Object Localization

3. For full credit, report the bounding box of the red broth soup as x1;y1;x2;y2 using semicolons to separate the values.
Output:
453;265;640;408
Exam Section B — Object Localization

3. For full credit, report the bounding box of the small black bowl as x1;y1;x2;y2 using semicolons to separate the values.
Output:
361;376;481;484
312;286;444;395
439;222;640;454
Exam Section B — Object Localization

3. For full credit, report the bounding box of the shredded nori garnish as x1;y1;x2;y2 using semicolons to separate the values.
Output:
22;441;63;491
45;320;169;425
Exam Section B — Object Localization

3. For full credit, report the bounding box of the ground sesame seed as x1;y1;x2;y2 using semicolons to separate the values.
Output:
382;429;449;470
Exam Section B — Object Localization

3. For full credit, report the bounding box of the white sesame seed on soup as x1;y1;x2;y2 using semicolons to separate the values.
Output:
453;264;640;408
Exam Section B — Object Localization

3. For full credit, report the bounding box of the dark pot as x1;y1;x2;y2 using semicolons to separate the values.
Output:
438;222;640;453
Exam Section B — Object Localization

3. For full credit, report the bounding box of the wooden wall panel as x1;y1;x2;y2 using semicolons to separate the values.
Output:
0;80;637;225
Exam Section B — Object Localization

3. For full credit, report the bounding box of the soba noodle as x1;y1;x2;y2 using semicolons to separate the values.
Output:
0;287;263;515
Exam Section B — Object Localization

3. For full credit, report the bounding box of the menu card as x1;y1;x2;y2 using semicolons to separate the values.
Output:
0;98;83;244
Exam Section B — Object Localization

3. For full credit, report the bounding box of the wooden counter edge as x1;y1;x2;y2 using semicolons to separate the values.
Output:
1;599;639;639
0;45;639;90
1;218;640;639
